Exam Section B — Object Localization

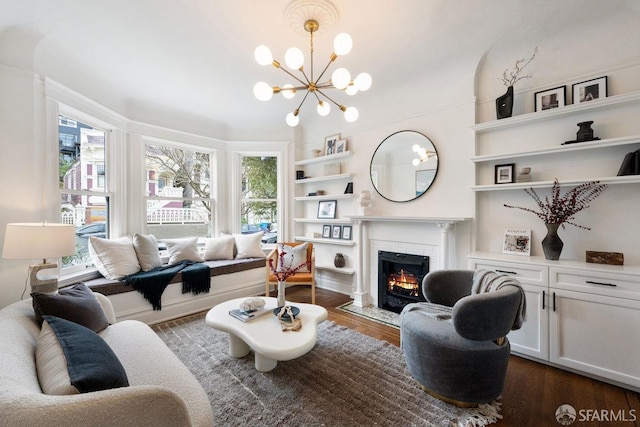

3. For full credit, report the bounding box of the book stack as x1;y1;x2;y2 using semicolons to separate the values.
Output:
228;308;271;322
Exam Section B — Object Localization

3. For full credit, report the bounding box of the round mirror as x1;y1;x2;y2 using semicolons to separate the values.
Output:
370;130;438;202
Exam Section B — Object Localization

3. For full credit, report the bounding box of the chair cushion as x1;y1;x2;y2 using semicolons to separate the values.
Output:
36;316;129;395
132;233;163;271
31;283;109;332
276;242;310;273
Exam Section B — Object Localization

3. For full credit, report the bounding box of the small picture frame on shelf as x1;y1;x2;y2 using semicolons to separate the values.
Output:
322;225;331;238
502;228;531;256
495;163;515;184
324;134;341;155
336;139;348;153
341;225;352;240
534;86;566;111
572;76;607;104
317;200;337;219
332;225;342;239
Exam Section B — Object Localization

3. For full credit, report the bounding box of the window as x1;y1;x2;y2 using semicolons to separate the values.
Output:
145;143;214;240
59;115;109;273
240;156;278;244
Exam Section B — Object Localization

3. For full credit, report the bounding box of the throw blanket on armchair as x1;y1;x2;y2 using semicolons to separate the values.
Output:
472;269;526;330
124;261;210;310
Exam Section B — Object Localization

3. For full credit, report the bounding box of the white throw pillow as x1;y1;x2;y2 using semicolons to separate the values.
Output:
36;320;79;395
132;233;163;271
277;243;310;272
203;236;235;261
88;236;141;280
233;232;265;259
164;237;203;264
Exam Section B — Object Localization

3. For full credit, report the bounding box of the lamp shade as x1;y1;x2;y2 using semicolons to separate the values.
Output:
3;223;76;260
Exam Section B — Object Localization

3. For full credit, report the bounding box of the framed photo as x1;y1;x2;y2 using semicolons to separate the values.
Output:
336;139;348;153
322;225;331;238
503;228;531;256
534;86;566;111
332;225;342;239
495;163;515;184
572;76;607;104
324;134;341;155
341;225;352;240
317;200;337;219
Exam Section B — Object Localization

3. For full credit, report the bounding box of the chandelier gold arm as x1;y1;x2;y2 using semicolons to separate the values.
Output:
315;88;346;111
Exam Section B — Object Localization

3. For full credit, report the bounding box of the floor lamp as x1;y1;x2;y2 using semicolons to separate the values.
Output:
2;222;76;294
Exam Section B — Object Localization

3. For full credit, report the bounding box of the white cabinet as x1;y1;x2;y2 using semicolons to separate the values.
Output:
469;252;640;391
549;267;640;389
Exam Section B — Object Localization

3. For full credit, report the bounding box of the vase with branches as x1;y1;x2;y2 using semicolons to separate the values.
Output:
504;179;607;259
268;244;310;306
496;47;538;119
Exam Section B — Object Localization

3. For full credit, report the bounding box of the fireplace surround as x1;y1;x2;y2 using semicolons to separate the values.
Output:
377;250;429;313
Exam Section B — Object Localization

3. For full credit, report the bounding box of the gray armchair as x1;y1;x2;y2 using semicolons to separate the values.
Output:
400;270;525;407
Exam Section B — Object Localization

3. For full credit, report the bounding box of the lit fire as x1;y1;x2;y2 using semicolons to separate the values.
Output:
387;269;419;297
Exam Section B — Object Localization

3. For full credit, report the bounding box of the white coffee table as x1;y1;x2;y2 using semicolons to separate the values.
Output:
205;297;328;372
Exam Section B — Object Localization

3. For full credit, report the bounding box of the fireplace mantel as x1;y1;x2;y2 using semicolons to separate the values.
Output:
348;216;471;307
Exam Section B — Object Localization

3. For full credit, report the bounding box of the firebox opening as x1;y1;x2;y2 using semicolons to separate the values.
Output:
378;251;429;314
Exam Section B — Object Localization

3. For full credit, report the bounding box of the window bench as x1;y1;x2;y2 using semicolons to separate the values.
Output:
83;258;266;325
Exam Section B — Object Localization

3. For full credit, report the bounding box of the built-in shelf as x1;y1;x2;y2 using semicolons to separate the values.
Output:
347;215;471;224
472;91;640;133
294;218;352;224
294;236;356;246
472;135;640;163
295;173;352;185
295;194;353;202
315;264;355;275
294;151;352;166
472;175;640;192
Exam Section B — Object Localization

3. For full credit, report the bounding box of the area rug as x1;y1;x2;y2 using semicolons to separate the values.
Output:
337;301;401;329
154;314;501;427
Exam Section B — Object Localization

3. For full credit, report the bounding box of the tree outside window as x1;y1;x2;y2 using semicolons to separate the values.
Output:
241;156;278;242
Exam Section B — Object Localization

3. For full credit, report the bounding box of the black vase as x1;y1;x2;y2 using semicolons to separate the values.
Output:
334;253;345;268
542;223;564;260
496;85;514;119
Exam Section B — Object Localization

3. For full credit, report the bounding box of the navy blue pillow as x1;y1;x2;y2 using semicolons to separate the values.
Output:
43;315;129;393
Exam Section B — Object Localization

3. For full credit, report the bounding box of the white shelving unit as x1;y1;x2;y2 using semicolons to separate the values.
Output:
293;236;355;246
294;150;352;166
315;265;355;275
294;173;352;185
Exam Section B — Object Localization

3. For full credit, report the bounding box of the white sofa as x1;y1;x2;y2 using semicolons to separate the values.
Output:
0;293;214;427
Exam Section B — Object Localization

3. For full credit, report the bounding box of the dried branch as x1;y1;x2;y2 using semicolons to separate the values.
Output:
499;47;539;87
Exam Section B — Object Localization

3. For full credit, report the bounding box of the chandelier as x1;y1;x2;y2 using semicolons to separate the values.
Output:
253;2;371;127
412;144;437;166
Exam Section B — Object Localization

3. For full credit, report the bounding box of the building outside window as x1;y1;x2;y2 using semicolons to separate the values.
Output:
58;115;109;273
145;143;214;240
240;155;278;244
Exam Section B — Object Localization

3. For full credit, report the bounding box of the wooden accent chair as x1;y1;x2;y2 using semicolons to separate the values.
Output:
265;242;316;304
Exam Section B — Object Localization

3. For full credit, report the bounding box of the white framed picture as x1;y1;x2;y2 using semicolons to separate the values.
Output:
502;228;531;256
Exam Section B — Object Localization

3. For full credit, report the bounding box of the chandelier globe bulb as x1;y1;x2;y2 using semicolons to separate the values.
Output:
412;159;420;166
254;45;273;66
317;101;331;116
331;68;351;90
253;82;273;101
282;84;296;99
344;106;359;122
333;33;353;56
286;112;300;127
285;47;304;70
345;84;358;96
354;72;372;91
412;144;420;152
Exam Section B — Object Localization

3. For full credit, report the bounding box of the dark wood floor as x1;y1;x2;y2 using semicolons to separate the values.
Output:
284;286;640;427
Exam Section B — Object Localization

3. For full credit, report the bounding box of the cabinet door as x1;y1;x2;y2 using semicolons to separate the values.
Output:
469;259;549;359
549;289;640;389
507;283;549;359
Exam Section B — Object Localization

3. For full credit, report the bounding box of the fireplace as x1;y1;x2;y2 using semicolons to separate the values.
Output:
377;250;429;313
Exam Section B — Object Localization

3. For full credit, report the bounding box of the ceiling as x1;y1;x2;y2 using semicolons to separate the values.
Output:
2;0;639;140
